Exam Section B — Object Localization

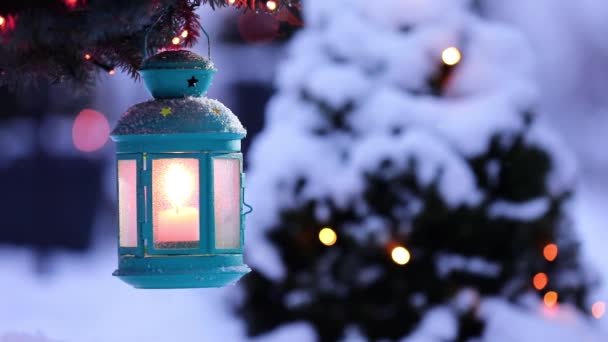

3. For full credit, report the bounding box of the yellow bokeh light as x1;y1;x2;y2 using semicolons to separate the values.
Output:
228;0;236;4
391;246;411;265
172;37;181;45
441;47;462;66
108;69;116;75
0;16;5;27
181;30;189;38
266;0;277;11
165;163;194;209
319;227;337;246
544;291;558;308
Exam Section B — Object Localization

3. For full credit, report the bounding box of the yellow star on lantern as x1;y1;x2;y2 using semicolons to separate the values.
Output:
160;107;173;117
211;107;222;115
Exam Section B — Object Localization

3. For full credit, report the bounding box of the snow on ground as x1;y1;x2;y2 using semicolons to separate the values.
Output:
0;239;247;342
2;180;608;341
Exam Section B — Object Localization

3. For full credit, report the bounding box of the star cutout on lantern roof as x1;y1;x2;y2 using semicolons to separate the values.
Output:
187;76;198;87
211;107;222;115
160;107;173;117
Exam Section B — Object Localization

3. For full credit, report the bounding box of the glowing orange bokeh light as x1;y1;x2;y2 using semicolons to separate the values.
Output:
543;243;558;262
84;53;91;60
108;69;116;75
266;0;277;11
592;301;606;319
72;109;110;152
228;0;236;4
533;272;548;290
172;37;181;45
544;291;558;308
0;16;5;27
181;30;189;38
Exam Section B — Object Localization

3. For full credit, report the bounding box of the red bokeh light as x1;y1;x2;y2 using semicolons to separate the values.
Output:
0;14;17;33
72;109;110;152
64;0;81;9
533;272;548;290
543;243;558;262
592;301;606;319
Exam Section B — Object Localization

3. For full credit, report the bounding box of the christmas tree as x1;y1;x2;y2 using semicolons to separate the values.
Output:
237;0;591;340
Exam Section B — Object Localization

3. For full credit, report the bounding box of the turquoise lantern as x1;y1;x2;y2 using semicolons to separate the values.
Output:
111;46;251;289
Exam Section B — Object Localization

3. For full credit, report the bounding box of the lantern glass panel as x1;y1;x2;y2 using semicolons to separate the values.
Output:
152;158;200;249
213;158;241;249
118;160;138;247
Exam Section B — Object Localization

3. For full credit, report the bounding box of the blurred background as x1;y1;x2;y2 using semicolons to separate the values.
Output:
2;0;608;341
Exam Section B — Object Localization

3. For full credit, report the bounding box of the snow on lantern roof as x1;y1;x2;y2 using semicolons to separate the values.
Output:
142;50;216;70
111;97;246;136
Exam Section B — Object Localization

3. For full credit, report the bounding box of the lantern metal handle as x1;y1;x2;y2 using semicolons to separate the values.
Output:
243;202;253;216
143;10;211;60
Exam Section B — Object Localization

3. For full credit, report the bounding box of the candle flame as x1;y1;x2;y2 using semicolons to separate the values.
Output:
165;163;194;211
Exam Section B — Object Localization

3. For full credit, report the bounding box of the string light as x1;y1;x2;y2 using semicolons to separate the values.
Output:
544;291;558;308
533;272;548;290
266;0;277;11
391;246;411;265
0;16;5;27
84;53;92;60
318;227;337;246
441;47;462;66
172;37;181;45
181;30;189;38
543;243;558;262
592;301;606;319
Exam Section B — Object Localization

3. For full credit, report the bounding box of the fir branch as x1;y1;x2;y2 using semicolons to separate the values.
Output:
0;0;300;88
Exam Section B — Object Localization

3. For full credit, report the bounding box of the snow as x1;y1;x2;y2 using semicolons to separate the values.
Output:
143;50;216;70
401;306;458;342
0;238;248;342
349;129;483;207
488;198;550;221
436;253;502;279
304;64;370;111
112;97;246;135
0;332;61;342
479;298;604;342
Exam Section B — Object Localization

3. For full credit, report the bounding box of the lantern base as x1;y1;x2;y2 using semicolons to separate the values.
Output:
113;254;250;289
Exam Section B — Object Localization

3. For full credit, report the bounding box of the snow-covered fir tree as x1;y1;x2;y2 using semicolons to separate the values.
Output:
237;0;591;340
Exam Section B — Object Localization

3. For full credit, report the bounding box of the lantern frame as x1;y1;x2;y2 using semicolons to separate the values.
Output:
116;151;246;256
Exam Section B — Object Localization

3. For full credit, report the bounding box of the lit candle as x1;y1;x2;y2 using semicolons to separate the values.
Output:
154;160;200;245
157;206;199;242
